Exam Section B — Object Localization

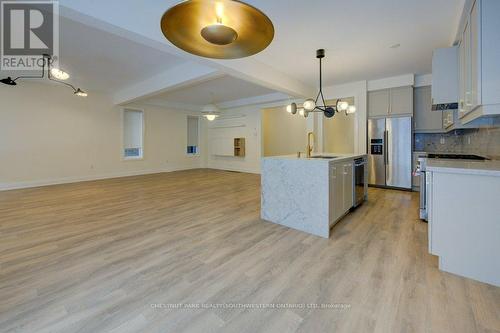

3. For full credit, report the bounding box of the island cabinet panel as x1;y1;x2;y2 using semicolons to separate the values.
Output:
329;164;343;224
330;160;354;225
342;162;354;212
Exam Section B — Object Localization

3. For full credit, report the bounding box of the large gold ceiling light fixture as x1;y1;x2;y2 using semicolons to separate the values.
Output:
160;0;274;59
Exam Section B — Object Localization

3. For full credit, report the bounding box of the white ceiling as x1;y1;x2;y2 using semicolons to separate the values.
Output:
0;16;188;94
144;75;278;106
60;0;465;89
251;0;465;87
58;17;188;93
3;0;465;103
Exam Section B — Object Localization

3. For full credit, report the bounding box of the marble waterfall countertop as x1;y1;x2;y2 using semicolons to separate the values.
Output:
426;159;500;177
261;153;367;238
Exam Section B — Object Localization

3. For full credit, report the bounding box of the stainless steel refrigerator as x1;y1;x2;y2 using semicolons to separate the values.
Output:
368;117;412;189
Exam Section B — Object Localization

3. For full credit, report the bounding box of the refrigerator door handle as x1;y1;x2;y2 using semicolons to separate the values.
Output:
384;130;389;165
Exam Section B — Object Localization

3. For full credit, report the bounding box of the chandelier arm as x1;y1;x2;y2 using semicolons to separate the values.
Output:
49;77;78;92
12;57;46;81
45;54;78;92
314;89;321;105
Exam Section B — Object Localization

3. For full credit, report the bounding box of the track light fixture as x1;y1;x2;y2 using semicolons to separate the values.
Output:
0;54;87;97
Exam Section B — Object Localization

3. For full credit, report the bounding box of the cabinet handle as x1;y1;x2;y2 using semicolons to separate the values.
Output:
465;92;472;107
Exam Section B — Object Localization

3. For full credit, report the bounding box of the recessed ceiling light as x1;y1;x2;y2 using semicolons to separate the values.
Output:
390;43;401;49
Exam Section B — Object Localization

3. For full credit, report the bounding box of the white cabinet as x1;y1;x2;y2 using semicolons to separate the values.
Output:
470;0;480;110
442;110;454;129
427;168;500;286
330;165;343;223
329;160;353;225
342;162;353;212
368;86;413;118
414;86;444;133
457;0;500;123
432;47;459;105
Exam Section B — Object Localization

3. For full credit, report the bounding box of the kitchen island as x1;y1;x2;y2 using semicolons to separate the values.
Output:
261;153;367;238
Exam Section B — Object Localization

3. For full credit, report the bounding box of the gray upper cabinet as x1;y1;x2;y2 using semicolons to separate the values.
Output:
368;89;390;117
390;86;413;115
414;86;444;133
368;86;413;118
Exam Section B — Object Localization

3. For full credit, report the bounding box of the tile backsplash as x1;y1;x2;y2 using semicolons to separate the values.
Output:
414;127;500;157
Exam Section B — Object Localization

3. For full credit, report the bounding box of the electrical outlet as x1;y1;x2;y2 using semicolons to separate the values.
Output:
440;137;445;145
467;136;471;145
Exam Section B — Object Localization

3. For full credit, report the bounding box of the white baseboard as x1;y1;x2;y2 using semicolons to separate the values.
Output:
0;166;196;191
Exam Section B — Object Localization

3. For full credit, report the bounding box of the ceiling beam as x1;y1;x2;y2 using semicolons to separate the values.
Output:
217;92;289;110
112;62;223;105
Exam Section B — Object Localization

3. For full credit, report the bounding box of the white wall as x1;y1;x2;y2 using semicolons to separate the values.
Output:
0;82;204;190
261;105;307;157
322;81;368;154
323;97;356;154
205;105;262;174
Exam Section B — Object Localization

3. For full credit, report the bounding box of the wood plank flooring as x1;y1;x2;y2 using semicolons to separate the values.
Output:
0;169;499;333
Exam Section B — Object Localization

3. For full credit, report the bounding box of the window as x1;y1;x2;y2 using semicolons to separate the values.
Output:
187;116;199;155
123;109;143;159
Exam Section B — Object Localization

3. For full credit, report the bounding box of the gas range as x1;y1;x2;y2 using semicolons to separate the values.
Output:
414;153;489;221
425;153;489;160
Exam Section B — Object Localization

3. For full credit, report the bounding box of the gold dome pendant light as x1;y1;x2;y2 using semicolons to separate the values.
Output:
160;0;274;59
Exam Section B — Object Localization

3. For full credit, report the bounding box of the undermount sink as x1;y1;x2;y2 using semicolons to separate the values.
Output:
310;155;338;159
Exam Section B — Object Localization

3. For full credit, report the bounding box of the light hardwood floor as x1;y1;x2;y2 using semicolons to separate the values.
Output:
1;169;499;333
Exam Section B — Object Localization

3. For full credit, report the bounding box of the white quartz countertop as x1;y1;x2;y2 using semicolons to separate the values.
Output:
263;153;367;163
426;159;500;177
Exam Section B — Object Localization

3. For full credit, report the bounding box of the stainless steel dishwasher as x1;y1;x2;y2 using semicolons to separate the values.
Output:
353;157;368;207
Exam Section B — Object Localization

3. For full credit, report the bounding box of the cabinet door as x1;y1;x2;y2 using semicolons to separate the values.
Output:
330;164;342;223
368;89;390;117
462;21;472;117
459;36;466;117
442;110;454;129
342;162;354;212
335;164;344;222
414;86;443;132
329;165;338;224
390;86;413;115
470;0;481;110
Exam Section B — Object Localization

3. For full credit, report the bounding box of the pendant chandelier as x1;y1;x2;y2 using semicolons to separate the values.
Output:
201;104;220;121
287;49;355;118
201;92;221;121
0;54;87;97
160;0;274;59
